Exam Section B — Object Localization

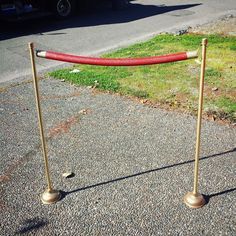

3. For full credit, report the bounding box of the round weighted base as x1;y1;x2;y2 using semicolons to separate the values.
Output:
41;189;61;204
184;192;206;209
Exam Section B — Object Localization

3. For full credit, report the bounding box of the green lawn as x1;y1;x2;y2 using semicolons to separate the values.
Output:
49;34;236;123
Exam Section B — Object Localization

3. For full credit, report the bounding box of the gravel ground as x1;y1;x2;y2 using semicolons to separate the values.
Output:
0;78;235;235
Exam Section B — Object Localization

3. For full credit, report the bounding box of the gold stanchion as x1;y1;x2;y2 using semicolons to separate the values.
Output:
184;38;208;208
29;42;61;204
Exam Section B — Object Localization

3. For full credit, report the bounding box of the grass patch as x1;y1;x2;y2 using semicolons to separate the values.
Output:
230;44;236;51
49;34;236;123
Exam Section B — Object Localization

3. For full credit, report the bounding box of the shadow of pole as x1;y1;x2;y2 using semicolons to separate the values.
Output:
15;218;48;235
203;188;236;204
61;147;235;201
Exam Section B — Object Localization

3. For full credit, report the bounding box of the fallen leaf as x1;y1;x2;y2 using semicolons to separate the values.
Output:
69;69;80;74
140;99;148;104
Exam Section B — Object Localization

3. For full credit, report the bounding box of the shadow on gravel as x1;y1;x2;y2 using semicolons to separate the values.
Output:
60;147;236;202
204;188;236;204
0;3;201;40
15;217;48;235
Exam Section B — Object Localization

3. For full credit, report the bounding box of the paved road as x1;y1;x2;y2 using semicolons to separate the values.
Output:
0;0;236;83
0;78;235;235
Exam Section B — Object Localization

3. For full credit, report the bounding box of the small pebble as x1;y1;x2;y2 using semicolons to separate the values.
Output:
62;172;74;178
212;87;218;91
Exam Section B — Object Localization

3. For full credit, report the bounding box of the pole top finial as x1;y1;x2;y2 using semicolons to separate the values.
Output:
202;38;208;46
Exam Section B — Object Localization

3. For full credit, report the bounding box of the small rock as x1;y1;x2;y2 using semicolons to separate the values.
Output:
62;172;74;178
226;14;233;19
60;79;65;82
212;87;218;91
79;109;88;115
174;28;188;36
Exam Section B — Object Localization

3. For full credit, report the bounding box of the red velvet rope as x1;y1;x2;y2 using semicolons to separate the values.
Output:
36;50;193;66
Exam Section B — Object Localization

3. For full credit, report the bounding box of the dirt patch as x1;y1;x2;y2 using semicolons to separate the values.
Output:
48;109;92;138
0;148;39;184
189;14;236;36
48;116;79;138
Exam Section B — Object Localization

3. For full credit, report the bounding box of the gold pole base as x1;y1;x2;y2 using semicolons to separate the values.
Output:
184;192;206;209
41;189;61;205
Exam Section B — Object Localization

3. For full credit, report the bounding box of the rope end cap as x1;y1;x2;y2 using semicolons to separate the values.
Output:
36;50;47;58
186;50;198;59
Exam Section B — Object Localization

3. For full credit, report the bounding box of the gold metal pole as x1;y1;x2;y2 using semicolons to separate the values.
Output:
184;38;208;209
29;42;61;204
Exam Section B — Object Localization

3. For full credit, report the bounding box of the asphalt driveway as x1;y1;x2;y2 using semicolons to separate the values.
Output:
0;78;235;235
